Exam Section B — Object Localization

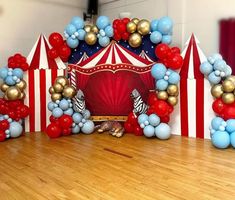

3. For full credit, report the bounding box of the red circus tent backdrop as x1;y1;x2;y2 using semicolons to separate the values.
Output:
76;52;89;65
69;41;155;116
169;34;214;139
139;50;154;62
24;34;66;132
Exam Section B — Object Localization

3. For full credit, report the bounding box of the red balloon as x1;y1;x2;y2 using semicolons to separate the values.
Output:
0;104;9;115
223;106;235;120
155;44;171;59
168;104;174;114
168;54;184;70
0;120;9;131
148;92;158;106
59;45;71;58
8;111;16;120
49;32;64;48
171;47;181;54
21;63;29;71
62;128;72;136
59;115;73;129
154;100;169;117
122;32;130;40
49;115;58;123
19;105;30;118
0;130;6;142
124;122;134;133
127;112;138;125
113;33;122;41
113;19;121;26
122;18;130;24
117;22;126;34
133;125;143;136
160;115;170;123
46;123;62;138
212;98;226;115
48;48;58;59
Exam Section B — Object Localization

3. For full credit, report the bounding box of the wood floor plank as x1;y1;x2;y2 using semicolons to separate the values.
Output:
0;133;235;199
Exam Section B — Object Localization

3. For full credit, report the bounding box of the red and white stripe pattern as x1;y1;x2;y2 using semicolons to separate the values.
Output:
69;41;153;73
169;34;214;139
139;50;154;62
76;52;89;65
24;34;66;133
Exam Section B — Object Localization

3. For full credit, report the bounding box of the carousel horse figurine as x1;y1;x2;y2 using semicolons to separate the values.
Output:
96;121;124;138
130;89;149;115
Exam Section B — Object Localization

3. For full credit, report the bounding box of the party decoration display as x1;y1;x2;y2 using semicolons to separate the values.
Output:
7;53;29;71
150;17;173;45
124;112;143;136
96;121;124;138
113;18;130;41
48;32;71;62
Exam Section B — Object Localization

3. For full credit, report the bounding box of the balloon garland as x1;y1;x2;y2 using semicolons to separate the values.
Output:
200;54;235;149
46;76;95;138
0;54;30;141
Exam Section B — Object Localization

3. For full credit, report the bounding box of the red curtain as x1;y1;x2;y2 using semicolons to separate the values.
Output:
219;19;235;73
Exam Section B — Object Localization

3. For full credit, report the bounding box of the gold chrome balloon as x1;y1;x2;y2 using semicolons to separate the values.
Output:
126;21;137;33
226;75;235;85
131;18;140;25
55;76;69;87
91;25;99;34
222;93;235;104
85;32;97;45
51;93;62;102
53;83;64;93
0;83;9;92
84;24;92;33
128;33;142;48
62;86;76;98
5;86;21;100
222;80;235;93
16;80;27;91
211;84;223;98
137;19;150;35
167;85;178;96
49;86;55;94
157;91;168;100
19;92;26;100
167;96;178;106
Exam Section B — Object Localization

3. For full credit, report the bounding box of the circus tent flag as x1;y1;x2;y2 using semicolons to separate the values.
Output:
139;50;154;62
24;34;66;133
68;41;155;116
76;52;89;65
169;34;214;139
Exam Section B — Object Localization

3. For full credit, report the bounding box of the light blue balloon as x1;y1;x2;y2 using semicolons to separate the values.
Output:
96;16;110;29
230;132;235;148
151;63;167;80
59;99;69;110
150;31;162;44
104;25;113;37
52;107;63;118
208;72;221;84
213;59;226;71
155;123;171;140
162;35;172;44
81;120;95;134
156;79;168;91
82;109;91;119
12;68;23;79
64;108;74;116
65;24;77;35
66;37;79;48
99;36;110;47
5;76;16;86
224;65;232;77
143;125;155;137
148;114;160;127
157;16;173;35
225;119;235;133
47;102;55;111
77;29;86;40
9;122;23;138
72;125;80;134
168;72;180;84
211;53;223;61
0;67;8;79
72;112;83;123
211;131;230;149
200;61;213;75
71;16;84;29
150;19;158;31
138;114;149;124
211;117;224;130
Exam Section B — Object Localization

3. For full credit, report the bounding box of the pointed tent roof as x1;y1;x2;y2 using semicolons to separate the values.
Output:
76;52;89;65
180;34;207;79
78;41;153;69
139;50;154;62
27;34;66;70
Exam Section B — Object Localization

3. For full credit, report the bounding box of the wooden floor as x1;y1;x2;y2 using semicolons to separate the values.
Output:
0;133;235;200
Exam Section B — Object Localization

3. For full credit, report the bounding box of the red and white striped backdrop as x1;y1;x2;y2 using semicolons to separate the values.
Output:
169;34;214;139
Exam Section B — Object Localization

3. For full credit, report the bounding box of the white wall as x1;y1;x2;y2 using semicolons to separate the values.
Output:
100;0;235;56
